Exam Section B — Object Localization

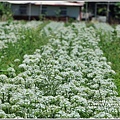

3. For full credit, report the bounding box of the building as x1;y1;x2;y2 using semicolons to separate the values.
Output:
83;2;118;23
8;1;84;21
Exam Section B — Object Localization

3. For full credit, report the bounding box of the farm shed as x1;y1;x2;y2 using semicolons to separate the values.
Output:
83;1;118;23
8;1;85;21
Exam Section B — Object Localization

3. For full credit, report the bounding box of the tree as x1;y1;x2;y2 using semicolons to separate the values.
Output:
114;2;120;22
0;2;12;21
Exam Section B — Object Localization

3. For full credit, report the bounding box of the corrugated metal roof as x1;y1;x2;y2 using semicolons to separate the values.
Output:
7;1;39;4
8;1;84;6
6;0;120;3
84;0;119;1
35;1;84;6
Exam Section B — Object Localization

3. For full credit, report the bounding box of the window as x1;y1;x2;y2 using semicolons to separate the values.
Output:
60;7;67;16
19;5;27;15
41;6;47;15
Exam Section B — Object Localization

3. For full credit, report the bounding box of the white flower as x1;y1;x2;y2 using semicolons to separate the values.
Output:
0;74;8;81
14;59;20;63
0;110;6;118
94;112;113;118
7;67;15;72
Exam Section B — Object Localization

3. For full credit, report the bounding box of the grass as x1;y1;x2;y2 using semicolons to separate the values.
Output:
98;30;120;96
0;21;50;76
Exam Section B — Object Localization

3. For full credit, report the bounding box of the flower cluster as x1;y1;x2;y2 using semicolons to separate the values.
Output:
0;21;42;50
94;22;114;42
0;21;119;118
42;21;64;35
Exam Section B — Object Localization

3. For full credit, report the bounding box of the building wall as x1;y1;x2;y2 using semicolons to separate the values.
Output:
45;6;80;20
11;4;20;15
11;4;29;15
11;4;81;20
67;6;80;20
31;5;40;16
46;6;59;16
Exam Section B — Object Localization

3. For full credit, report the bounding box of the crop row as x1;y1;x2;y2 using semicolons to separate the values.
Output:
0;21;120;118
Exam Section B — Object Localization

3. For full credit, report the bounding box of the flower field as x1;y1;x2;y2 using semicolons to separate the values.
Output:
0;21;120;118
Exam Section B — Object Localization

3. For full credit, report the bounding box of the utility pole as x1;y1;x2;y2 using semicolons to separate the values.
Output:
39;2;42;20
40;2;42;15
85;2;88;22
106;1;110;23
95;3;97;20
28;3;31;21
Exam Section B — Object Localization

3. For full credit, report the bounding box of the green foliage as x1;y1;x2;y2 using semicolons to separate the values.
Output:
98;28;120;96
68;18;75;23
0;2;13;21
86;22;95;28
114;2;120;20
39;12;47;21
0;21;49;75
98;7;107;16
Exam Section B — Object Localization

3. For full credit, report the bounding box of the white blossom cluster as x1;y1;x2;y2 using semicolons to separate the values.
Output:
0;22;120;118
0;22;25;49
24;21;42;29
93;22;115;42
0;21;42;50
94;23;114;33
116;25;120;38
42;21;64;35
